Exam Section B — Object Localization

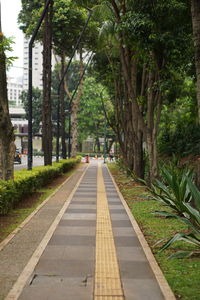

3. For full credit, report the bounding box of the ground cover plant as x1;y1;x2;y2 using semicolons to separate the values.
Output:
108;163;200;300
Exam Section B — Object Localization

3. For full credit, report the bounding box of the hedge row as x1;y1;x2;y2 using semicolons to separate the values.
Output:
0;157;81;215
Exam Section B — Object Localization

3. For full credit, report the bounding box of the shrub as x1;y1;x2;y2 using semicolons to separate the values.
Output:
0;157;81;215
148;162;200;258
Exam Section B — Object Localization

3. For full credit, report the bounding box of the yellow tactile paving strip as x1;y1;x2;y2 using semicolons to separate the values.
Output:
94;163;125;300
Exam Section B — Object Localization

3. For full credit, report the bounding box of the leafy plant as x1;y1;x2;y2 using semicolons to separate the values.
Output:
150;164;194;218
149;164;200;258
159;196;200;258
0;157;81;215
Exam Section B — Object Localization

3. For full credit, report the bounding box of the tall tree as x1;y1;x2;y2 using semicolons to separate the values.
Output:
42;0;53;165
92;0;191;181
191;0;200;124
0;11;15;180
52;0;86;158
71;48;84;157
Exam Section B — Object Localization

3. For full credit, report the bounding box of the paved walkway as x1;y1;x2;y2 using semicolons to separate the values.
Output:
1;161;175;300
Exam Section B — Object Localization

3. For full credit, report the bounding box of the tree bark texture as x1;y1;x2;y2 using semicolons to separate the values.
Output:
0;32;15;180
110;0;164;182
71;49;84;158
191;0;200;124
60;51;67;159
42;0;53;165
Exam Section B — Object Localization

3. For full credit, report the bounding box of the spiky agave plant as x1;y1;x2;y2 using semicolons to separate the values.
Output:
149;165;194;218
158;177;200;258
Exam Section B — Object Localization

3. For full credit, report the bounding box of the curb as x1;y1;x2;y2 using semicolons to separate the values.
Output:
106;165;176;300
0;163;86;253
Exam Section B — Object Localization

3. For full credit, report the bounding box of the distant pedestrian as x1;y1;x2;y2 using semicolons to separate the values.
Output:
85;155;90;163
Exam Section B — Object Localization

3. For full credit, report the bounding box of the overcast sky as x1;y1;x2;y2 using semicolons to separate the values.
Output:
1;0;23;77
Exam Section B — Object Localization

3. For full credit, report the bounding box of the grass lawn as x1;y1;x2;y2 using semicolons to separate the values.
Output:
108;163;200;300
0;166;78;244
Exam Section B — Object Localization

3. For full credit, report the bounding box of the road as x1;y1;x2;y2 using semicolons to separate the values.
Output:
14;156;55;170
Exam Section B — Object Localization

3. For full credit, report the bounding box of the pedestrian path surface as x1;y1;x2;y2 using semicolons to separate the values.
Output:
5;161;173;300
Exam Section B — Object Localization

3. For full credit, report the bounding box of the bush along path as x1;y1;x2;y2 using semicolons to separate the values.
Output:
0;157;81;215
0;157;81;243
108;163;200;300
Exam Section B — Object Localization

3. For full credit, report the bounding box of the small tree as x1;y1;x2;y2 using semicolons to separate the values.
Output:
0;17;15;180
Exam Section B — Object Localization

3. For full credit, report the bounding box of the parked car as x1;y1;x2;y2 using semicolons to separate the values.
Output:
14;149;22;164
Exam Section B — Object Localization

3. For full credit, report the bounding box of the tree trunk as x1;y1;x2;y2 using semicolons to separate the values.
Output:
42;0;53;165
60;51;66;159
133;131;144;180
191;0;200;123
0;30;15;180
71;49;84;158
146;132;158;181
95;137;101;152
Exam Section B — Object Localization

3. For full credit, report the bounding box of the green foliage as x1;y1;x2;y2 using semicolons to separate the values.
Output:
148;162;200;258
150;163;194;215
0;35;18;66
0;157;81;215
78;76;114;143
20;88;42;135
19;0;99;56
158;78;200;157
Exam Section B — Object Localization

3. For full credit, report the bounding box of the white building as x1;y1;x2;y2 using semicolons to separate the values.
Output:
23;37;58;91
7;77;23;107
23;38;43;90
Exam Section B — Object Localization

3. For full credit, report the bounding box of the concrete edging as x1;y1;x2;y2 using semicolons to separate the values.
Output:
106;165;176;300
0;164;85;253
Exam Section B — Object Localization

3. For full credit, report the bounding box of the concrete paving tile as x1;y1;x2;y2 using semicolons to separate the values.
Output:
54;225;96;236
106;192;119;196
35;259;94;277
72;197;97;201
49;235;95;246
116;246;147;261
66;208;96;214
59;220;96;227
122;278;164;300
69;201;96;205
112;220;132;227
19;276;93;300
111;214;130;220
105;187;116;190
73;193;97;197
108;201;122;206
112;227;136;237
68;204;96;209
62;213;96;220
75;190;97;193
39;245;95;261
114;236;141;247
108;204;124;209
78;184;97;187
119;261;156;279
81;181;97;184
109;208;128;214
